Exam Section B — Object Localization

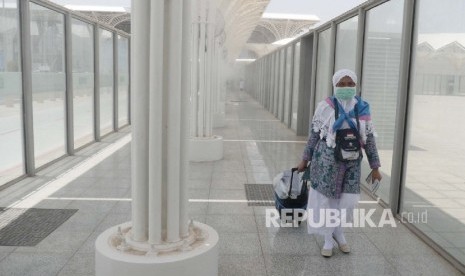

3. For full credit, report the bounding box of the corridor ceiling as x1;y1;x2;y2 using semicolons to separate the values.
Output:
49;0;317;62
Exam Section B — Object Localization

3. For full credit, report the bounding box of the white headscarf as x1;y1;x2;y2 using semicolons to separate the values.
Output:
312;69;374;148
332;69;357;87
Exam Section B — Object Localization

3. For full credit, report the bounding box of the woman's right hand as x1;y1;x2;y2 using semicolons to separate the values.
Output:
297;160;308;172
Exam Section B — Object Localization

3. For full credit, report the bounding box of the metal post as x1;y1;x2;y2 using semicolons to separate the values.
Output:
113;33;119;131
94;25;101;141
328;22;337;92
128;37;131;125
19;0;35;176
389;0;416;214
65;13;74;155
309;32;318;124
355;7;366;93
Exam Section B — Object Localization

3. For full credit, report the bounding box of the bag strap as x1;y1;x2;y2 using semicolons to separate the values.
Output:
333;97;363;152
332;97;360;132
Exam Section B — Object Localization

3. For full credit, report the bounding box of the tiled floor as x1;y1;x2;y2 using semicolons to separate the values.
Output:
0;90;463;275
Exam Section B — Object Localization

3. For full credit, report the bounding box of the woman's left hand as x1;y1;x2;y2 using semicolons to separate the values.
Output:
371;168;382;182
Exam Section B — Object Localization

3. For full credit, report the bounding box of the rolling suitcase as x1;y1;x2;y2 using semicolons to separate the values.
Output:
273;168;309;224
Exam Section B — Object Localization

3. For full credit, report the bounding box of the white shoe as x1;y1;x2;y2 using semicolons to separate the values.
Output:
333;235;350;253
321;247;333;257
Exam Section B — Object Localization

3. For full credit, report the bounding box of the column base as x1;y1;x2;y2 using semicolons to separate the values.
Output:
213;112;225;128
189;136;223;162
95;221;219;276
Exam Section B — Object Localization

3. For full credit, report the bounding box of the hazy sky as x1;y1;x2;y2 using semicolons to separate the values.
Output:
265;0;366;26
50;0;367;26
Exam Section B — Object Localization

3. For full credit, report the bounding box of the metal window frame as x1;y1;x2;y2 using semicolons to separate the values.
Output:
65;12;74;155
113;33;119;131
94;25;101;141
19;0;35;176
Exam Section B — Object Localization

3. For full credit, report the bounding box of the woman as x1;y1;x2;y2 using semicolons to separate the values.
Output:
297;69;382;257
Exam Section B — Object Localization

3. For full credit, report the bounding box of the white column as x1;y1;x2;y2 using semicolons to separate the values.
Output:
148;0;164;245
197;0;206;137
131;0;150;242
190;0;223;162
205;1;214;137
213;39;226;128
190;2;199;138
95;1;218;275
165;0;183;243
179;0;192;238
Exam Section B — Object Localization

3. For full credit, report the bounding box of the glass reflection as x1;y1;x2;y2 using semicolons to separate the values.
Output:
360;0;404;203
0;0;24;185
403;0;465;265
335;16;359;72
315;29;331;105
72;19;94;149
118;35;129;127
99;29;114;136
30;3;66;168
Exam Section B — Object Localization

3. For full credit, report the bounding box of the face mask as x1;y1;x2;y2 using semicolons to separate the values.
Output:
335;87;356;100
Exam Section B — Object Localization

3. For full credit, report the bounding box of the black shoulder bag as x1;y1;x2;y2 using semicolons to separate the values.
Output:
333;98;362;162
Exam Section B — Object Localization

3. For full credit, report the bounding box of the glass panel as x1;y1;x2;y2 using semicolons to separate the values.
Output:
283;46;293;126
334;16;359;72
72;18;94;149
291;42;301;131
403;0;465;264
0;0;23;185
118;35;129;127
315;29;331;105
99;29;113;136
30;3;66;168
278;49;285;120
360;0;404;203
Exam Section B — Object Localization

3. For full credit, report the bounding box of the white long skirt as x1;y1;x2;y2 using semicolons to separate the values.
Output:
306;187;360;236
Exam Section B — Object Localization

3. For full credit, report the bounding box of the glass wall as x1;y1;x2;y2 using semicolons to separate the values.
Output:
99;28;114;136
334;16;359;72
72;18;94;149
0;2;130;186
403;0;465;264
118;35;129;127
283;46;293;126
360;0;404;203
0;0;23;185
30;3;66;168
315;29;332;105
290;42;301;131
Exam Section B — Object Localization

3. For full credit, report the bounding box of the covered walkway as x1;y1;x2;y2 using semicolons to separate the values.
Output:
0;90;460;275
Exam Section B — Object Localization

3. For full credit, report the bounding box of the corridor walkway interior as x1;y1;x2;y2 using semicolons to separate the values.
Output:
0;90;462;276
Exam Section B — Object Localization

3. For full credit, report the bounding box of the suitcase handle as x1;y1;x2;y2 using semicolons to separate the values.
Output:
288;168;299;195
